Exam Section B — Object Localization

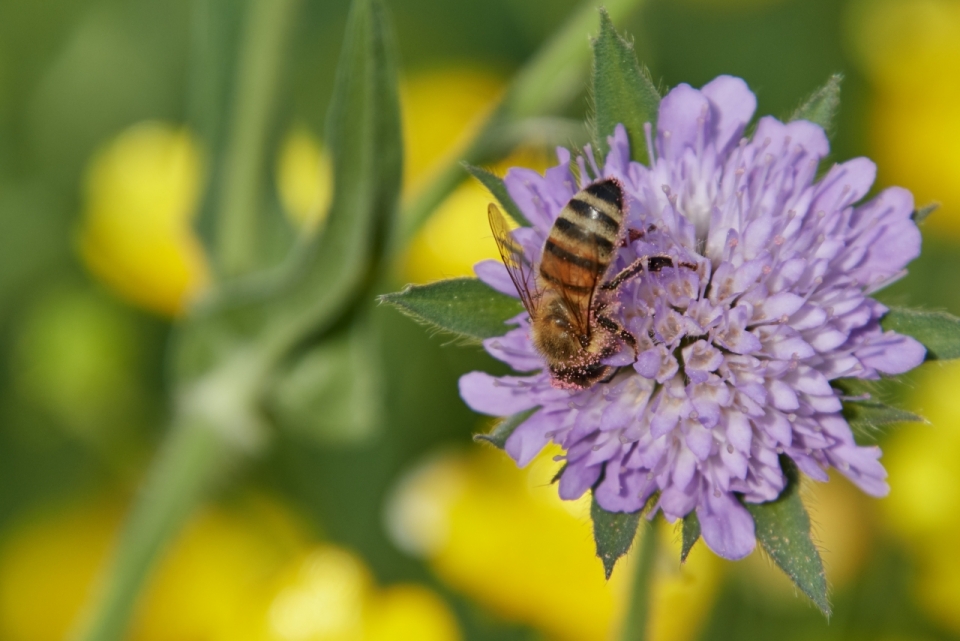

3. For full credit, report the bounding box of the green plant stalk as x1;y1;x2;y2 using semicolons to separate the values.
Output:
395;0;647;248
214;0;301;278
619;521;658;641
68;414;236;641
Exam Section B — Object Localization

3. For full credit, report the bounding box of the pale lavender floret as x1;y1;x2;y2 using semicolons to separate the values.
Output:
459;75;926;560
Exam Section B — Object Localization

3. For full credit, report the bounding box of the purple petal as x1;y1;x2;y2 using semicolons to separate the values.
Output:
458;372;539;416
726;411;753;452
604;124;633;177
504;168;557;231
504;409;556;466
594;454;657;513
828;444;889;497
856;332;926;375
474;260;519;297
558;460;603;500
701;75;756;153
657;83;709;160
849;187;921;286
812;157;877;214
659;484;699;520
483;327;541;372
752;116;829;161
697;490;756;560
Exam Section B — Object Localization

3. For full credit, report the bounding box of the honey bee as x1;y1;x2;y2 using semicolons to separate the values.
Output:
489;178;655;389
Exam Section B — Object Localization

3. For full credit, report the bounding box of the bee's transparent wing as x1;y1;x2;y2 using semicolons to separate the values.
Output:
488;203;539;316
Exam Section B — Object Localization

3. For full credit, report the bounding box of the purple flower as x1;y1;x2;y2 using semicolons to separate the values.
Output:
460;75;926;560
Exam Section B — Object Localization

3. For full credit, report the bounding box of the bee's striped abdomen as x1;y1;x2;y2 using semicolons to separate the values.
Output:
538;179;625;294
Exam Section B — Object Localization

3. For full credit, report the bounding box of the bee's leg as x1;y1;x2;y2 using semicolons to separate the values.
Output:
619;225;655;248
601;257;647;291
596;313;638;359
603;254;699;292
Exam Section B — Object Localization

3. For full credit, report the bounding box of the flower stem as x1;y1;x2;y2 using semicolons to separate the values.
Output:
68;414;237;641
619;521;658;641
214;0;300;279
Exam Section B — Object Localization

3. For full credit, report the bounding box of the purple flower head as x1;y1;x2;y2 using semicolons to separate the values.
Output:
460;76;926;560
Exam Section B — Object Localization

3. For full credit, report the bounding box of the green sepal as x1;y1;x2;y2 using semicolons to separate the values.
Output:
591;491;658;580
913;202;939;224
881;306;960;360
473;407;539;449
680;512;701;564
834;377;924;440
464;163;530;227
591;8;660;165
380;278;524;342
744;457;830;616
592;496;642;580
789;73;842;135
843;399;924;438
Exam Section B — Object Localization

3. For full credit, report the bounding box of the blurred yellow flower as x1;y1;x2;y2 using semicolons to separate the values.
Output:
0;500;120;641
847;0;960;239
78;121;209;317
272;67;512;283
401;67;504;193
805;473;873;588
0;494;306;641
881;361;960;632
0;493;460;641
364;584;461;641
385;444;722;641
276;125;333;232
645;522;722;641
401;148;550;284
260;547;461;641
401;178;501;284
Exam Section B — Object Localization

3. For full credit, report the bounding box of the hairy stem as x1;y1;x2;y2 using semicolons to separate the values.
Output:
619;521;658;641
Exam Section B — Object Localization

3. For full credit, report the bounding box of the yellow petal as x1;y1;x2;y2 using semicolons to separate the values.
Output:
77;121;209;317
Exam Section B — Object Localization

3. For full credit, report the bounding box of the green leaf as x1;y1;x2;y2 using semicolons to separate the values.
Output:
172;0;403;382
591;495;642;580
464;163;530;227
745;457;830;616
212;0;302;277
380;278;523;342
473;407;539;449
843;399;924;437
833;377;924;439
789;73;843;135
681;512;700;564
591;7;660;165
913;202;939;224
881;306;960;360
268;320;383;446
258;0;403;357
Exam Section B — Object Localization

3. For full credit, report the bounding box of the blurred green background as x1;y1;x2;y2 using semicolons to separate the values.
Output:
2;0;960;639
